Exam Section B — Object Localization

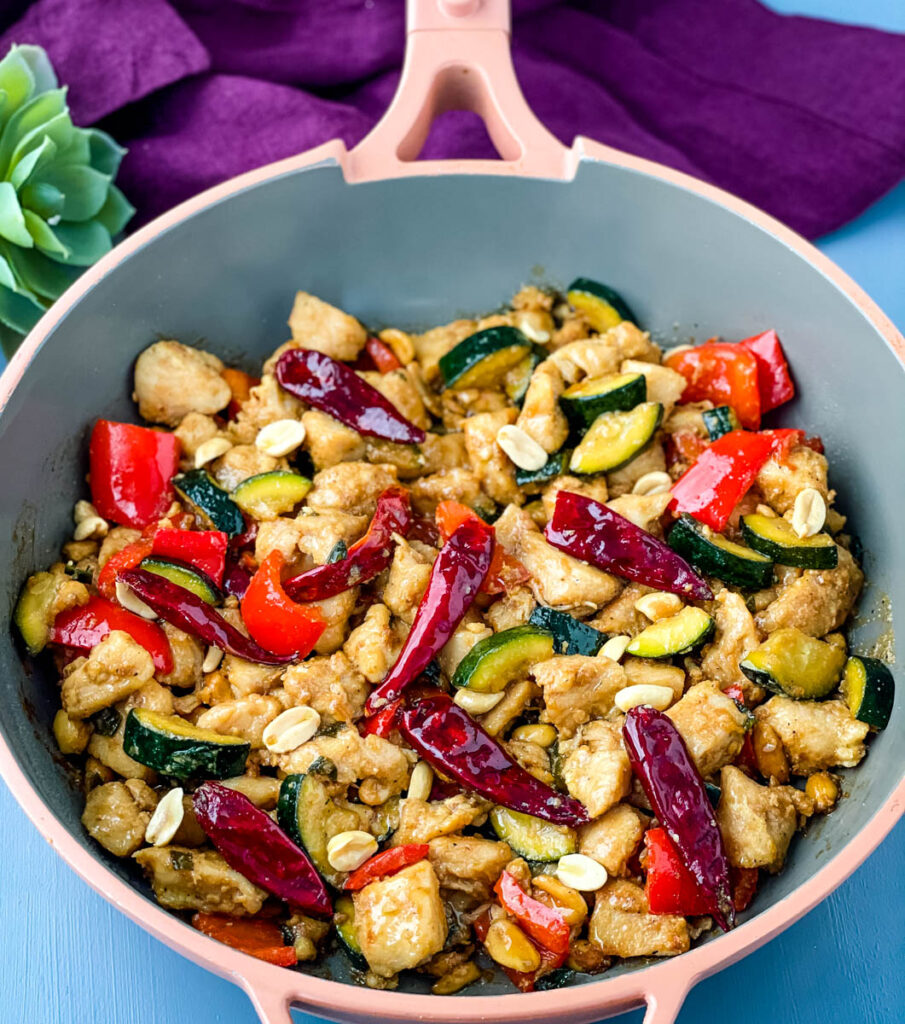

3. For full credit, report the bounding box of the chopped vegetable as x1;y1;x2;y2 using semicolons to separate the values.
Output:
435;500;529;596
566;277;637;332
191;913;297;966
359;699;402;739
495;868;570;956
515;450;571;490
664;342;761;430
741;512;838;569
173;469;245;536
644;827;711;916
740;628;846;700
842;655;894;730
489;807;576;860
241;551;325;658
14;573;67;655
123;708;249;779
334;895;367;969
232;471;312;520
701;405;741;442
438;326;532;390
528;606;608;656
559;371;646;430
96;536;155;601
569;402;663;475
343;844;430;891
626;606;715;659
140;557;221;605
151;528;228;586
738;330;794;412
452;625;554;694
473;910;564;993
668;513;773;589
365;335;402;373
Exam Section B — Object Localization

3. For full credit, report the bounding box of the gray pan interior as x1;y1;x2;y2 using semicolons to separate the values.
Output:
1;157;901;994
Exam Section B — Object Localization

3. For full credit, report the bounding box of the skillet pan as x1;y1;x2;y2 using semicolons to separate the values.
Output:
0;1;902;1022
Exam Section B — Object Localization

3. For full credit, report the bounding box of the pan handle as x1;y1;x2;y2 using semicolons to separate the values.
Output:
345;0;575;182
642;981;692;1024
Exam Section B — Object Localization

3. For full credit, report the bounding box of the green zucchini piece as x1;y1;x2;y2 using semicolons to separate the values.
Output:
372;795;401;843
505;345;545;404
566;277;637;332
490;806;576;860
334;895;367;971
741;513;838;570
139;557;221;605
739;627;846;700
277;772;341;886
704;781;722;808
438;326;532;390
667;514;773;589
569;402;663;475
515;449;570;490
13;571;59;655
326;540;348;564
123;708;249;779
91;707;122;737
701;405;740;441
451;625;555;693
64;561;94;584
560;371;646;430
173;469;245;536
626;605;715;659
232;470;312;520
536;968;576;991
528;606;608;656
841;655;894;729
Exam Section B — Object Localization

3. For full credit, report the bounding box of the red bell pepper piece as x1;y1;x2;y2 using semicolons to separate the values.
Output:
545;491;712;600
623;706;735;931
275;349;426;445
151;529;228;587
435;500;531;595
241;551;326;658
665;342;761;430
96;537;156;601
193;783;331;916
343;844;430;891
284;487;412;602
665;430;708;471
221;368;260;420
365;336;402;373
49;595;173;675
495;869;570;955
669;429;776;532
191;913;297;966
359;698;402;739
738;330;794;413
473;911;565;992
365;517;495;713
398;690;589;827
89;420;181;528
118;568;295;665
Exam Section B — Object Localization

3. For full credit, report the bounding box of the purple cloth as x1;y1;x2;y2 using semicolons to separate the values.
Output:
2;0;904;238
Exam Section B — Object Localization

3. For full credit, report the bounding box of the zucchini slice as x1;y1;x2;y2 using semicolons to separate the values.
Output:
702;405;740;441
529;606;608;656
566;277;637;332
232;471;312;520
626;606;715;659
505;345;545;404
569;402;663;475
334;895;367;971
452;624;555;693
123;708;249;779
173;469;245;536
515;449;570;490
842;655;894;729
489;806;576;861
13;571;59;655
667;514;773;590
139;557;221;605
277;772;342;887
739;627;846;699
741;513;838;570
560;371;646;430
438;326;532;390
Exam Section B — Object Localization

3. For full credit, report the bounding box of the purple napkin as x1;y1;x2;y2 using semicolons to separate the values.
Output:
2;0;903;238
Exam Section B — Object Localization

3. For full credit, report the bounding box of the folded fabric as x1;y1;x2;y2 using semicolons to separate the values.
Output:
1;0;903;238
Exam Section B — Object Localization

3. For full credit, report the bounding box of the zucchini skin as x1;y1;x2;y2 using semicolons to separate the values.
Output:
334;895;368;971
173;469;245;536
515;449;570;490
560;372;646;431
842;655;894;729
702;405;740;441
438;326;531;389
626;606;715;659
741;513;838;570
140;557;221;604
489;806;576;861
667;514;773;589
570;402;663;475
13;571;58;655
123;708;249;779
277;772;342;886
451;625;555;693
232;470;312;520
739;627;846;699
566;277;638;331
529;606;608;656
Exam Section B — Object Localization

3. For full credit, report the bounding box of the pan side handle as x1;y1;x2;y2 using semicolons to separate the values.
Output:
642;981;692;1024
345;0;575;182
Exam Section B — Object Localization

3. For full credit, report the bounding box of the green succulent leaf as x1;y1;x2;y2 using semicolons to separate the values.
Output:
86;129;126;178
44;218;111;266
23;209;69;258
0;48;40;117
0;280;44;334
95;184;135;236
16;46;57;95
0;88;68;175
40;165;110;221
19;181;64;220
0;181;32;247
9;134;55;190
3;241;81;300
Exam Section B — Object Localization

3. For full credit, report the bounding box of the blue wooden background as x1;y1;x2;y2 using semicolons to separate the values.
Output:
2;1;903;1021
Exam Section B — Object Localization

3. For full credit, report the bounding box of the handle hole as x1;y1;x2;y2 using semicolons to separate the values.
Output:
407;108;502;162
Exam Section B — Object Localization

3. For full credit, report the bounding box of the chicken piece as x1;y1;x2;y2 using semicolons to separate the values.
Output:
620;359;686;416
515;361;570;455
210;444;280;492
227;373;304;445
306;462;399;518
283;652;369;723
485;586;536;632
285;291;367;362
359;368;431;431
284;913;332;962
122;679;175;718
195;693;284;749
222;655;283;698
419;432;469;474
662;399;712;437
134;847;267;915
505;738;554;784
253;516;307;565
391;794;490;846
551;312;592;348
87;731;156;782
363;437;424;479
157;623;203;690
437;615;493;680
755;697;869;773
293;510;368;564
440;388;511;432
589;879;689;958
716;765;813;872
81;779;158;857
410;467;484;516
412;318;477;382
97;526;142;568
605;491;672;535
559;719;632;818
61;631;155;719
494;505;622;614
428;836;512;901
755;545;862;638
133;340;231;427
622;658;685;702
666;682;749;777
174;412;220;458
301;410;366;469
310;588;359;655
534;655;627;738
755;445;829;515
548;322;659;382
541;474;609;521
463;408;522;507
354;859;448;978
589;582;653;637
478;679;538;737
700;590;764;700
344;604;406;683
578;803;647;877
383;538;432;623
605;442;668;500
512;285;554;313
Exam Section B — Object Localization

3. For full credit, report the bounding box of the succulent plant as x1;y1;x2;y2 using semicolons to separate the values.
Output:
0;44;133;351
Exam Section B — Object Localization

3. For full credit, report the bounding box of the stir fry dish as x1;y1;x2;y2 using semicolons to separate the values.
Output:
14;279;893;992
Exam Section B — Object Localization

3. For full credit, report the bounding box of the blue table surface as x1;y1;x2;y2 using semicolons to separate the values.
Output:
2;2;904;1022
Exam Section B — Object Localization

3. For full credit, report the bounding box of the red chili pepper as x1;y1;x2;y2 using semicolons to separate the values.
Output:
398;690;589;827
221;368;260;421
241;551;325;658
151;529;228;587
118;568;295;665
89;420;181;528
408;515;441;547
97;537;156;601
343;844;430;891
495;869;570;955
193;782;331;915
544;491;712;600
191;913;298;966
623;706;735;931
473;911;565;992
665;342;761;429
284;487;412;602
49;595;173;674
359;698;402;739
435;500;531;595
732;866;759;912
735;732;759;775
275;349;426;445
365;336;403;373
738;330;794;413
669;429;776;532
365;517;495;713
723;682;746;706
